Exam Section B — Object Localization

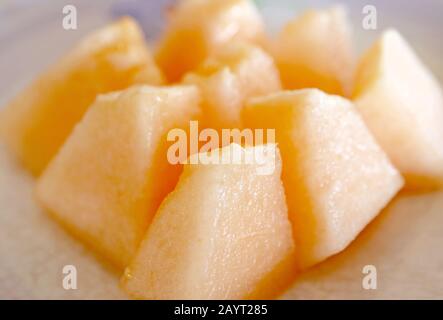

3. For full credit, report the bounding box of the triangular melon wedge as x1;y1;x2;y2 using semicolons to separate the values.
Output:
155;0;265;82
183;41;281;129
122;144;294;299
36;85;200;268
0;17;164;176
244;89;404;269
353;29;443;188
272;6;354;96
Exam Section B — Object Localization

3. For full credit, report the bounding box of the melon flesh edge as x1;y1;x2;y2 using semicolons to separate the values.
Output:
183;42;281;129
0;17;164;176
353;29;443;188
273;6;354;96
36;85;201;268
244;89;404;268
122;144;294;299
155;0;265;82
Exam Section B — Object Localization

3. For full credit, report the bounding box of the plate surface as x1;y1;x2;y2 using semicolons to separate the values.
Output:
0;0;442;299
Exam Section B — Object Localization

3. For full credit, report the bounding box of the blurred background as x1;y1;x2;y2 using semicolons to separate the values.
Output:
1;0;442;107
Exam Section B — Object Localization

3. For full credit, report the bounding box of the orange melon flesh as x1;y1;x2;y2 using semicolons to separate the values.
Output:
0;17;164;176
183;41;281;129
353;29;443;188
122;144;294;299
36;85;200;269
273;6;354;96
155;0;265;82
243;89;404;269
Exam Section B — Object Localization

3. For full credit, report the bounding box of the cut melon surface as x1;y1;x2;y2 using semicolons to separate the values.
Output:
244;89;404;269
183;42;281;129
122;143;294;299
0;17;164;176
353;29;443;188
272;6;354;95
155;0;265;82
36;85;200;268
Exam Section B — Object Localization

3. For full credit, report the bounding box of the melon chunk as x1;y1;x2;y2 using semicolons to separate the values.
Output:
36;85;200;268
183;42;281;129
273;6;354;95
353;29;443;188
0;17;164;176
155;0;265;82
122;144;294;299
244;89;404;269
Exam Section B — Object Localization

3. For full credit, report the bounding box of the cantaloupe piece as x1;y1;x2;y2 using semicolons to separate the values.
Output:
0;17;164;176
273;6;354;96
122;143;294;299
243;89;404;269
353;29;443;188
36;85;200;268
155;0;265;82
183;42;281;129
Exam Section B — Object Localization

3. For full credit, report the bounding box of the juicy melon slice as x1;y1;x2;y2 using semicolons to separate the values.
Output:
122;144;294;299
183;42;281;129
243;89;404;269
352;29;443;188
36;85;200;268
272;6;354;96
155;0;265;82
0;17;164;176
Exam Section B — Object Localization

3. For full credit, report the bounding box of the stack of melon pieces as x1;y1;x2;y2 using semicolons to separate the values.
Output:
1;0;442;299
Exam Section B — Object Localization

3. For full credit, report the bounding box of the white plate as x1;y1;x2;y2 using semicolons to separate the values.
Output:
1;0;442;299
